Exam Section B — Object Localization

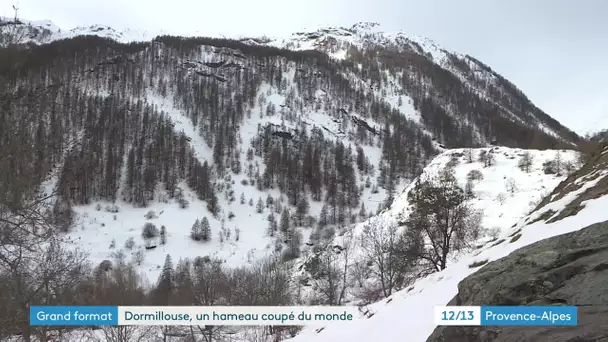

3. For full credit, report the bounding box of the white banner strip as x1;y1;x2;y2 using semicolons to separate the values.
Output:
118;306;361;326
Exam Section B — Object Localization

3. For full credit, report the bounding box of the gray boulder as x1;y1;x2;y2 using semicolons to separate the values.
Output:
427;220;608;342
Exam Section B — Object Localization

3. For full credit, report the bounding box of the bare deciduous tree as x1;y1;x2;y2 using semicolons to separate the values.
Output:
0;191;89;342
89;325;157;342
310;232;353;305
405;169;484;272
505;177;518;195
478;150;496;168
517;151;534;173
466;169;484;182
359;219;418;297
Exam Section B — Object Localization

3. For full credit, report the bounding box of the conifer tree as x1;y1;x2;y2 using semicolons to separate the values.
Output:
154;254;174;305
518;151;534;173
190;219;201;241
280;209;290;235
201;217;211;241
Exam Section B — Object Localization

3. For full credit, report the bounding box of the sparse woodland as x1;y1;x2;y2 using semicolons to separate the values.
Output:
0;20;587;341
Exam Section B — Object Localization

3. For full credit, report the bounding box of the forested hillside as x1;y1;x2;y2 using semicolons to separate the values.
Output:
1;29;580;218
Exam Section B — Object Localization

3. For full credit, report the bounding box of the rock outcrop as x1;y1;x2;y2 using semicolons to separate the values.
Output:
427;220;608;342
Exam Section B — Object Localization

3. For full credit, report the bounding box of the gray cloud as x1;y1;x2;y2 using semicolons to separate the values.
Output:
3;0;606;134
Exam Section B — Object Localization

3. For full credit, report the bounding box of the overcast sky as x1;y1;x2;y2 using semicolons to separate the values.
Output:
2;0;607;135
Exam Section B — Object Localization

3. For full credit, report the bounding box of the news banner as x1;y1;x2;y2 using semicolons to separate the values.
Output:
29;305;578;326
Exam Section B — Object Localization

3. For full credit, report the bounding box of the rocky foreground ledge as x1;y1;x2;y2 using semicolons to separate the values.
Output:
427;220;608;342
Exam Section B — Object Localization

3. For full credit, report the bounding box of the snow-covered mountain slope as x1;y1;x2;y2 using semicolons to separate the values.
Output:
0;16;162;45
1;16;581;284
292;146;579;303
287;144;608;342
377;147;579;236
257;22;578;145
0;16;582;147
51;49;401;281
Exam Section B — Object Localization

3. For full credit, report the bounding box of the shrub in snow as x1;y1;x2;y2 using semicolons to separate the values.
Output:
144;210;158;220
124;237;135;250
506;179;518;194
496;192;507;204
105;204;120;213
133;248;145;266
228;211;235;220
479;150;496;167
110;250;126;263
141;222;159;239
179;198;189;209
485;226;501;240
467;169;484;182
95;203;101;211
542;160;557;174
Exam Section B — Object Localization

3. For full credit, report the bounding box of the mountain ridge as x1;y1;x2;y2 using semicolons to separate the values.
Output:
0;15;584;148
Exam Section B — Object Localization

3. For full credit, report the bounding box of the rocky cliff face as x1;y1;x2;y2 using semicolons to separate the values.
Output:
426;219;608;342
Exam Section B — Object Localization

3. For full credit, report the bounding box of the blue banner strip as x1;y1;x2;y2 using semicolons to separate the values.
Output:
481;306;577;326
30;306;118;326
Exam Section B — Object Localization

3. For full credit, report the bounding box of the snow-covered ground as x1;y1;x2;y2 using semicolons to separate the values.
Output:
286;146;608;342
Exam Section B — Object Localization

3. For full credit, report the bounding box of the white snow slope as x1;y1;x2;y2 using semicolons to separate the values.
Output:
286;146;608;342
